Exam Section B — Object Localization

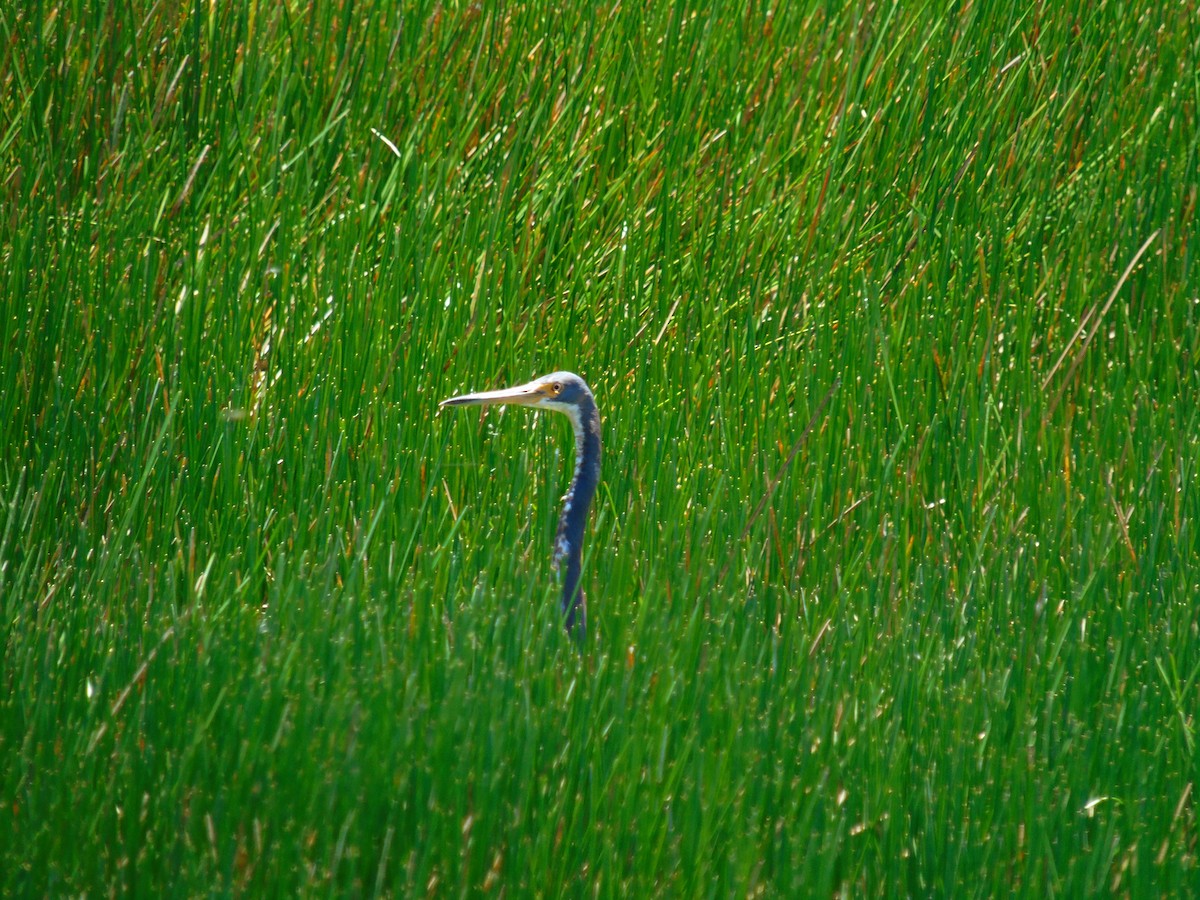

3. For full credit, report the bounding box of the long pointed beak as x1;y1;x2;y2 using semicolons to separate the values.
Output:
439;379;548;409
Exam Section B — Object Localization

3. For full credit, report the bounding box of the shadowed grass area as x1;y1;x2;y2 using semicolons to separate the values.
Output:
2;0;1198;894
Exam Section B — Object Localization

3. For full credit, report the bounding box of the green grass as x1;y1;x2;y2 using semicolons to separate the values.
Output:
3;0;1198;894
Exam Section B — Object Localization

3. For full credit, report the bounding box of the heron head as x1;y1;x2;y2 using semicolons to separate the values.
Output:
440;371;594;415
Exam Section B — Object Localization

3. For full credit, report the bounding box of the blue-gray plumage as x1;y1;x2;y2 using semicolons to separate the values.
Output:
439;372;601;638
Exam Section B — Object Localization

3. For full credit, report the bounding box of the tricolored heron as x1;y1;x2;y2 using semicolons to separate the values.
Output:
440;372;600;638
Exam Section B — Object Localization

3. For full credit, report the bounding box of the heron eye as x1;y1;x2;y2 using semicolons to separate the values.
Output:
552;382;562;394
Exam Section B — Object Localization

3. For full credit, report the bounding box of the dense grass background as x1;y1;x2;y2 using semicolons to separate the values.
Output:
3;0;1198;894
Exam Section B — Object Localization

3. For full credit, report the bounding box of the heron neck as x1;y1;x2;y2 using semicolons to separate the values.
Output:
559;401;600;544
555;398;600;632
